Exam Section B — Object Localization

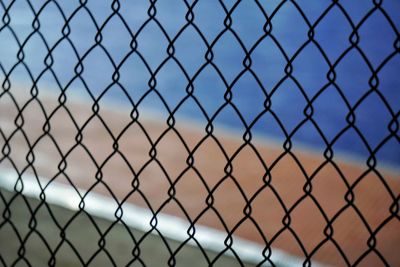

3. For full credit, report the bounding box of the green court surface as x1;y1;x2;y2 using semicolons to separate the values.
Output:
0;189;256;267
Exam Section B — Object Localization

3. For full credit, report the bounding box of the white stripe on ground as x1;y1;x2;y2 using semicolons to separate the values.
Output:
0;169;326;267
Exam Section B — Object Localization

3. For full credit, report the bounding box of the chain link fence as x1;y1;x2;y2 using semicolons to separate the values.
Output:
0;0;399;266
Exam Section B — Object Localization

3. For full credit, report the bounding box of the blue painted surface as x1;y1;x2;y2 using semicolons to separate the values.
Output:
0;0;399;166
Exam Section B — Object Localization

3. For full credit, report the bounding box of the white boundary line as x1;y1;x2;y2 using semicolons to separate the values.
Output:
0;169;326;267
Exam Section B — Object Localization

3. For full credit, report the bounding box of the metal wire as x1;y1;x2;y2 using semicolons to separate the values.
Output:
0;0;399;266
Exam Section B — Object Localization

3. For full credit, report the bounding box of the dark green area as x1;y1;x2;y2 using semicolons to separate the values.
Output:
0;189;256;267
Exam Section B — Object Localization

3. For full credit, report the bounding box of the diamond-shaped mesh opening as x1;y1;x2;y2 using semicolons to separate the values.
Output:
1;1;399;266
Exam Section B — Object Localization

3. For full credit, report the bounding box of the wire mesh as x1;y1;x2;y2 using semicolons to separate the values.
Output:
0;0;399;266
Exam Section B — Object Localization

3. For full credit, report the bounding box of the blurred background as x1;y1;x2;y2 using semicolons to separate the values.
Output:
0;0;399;266
0;0;399;165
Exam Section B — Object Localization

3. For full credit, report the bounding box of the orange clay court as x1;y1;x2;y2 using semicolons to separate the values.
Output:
0;92;399;266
